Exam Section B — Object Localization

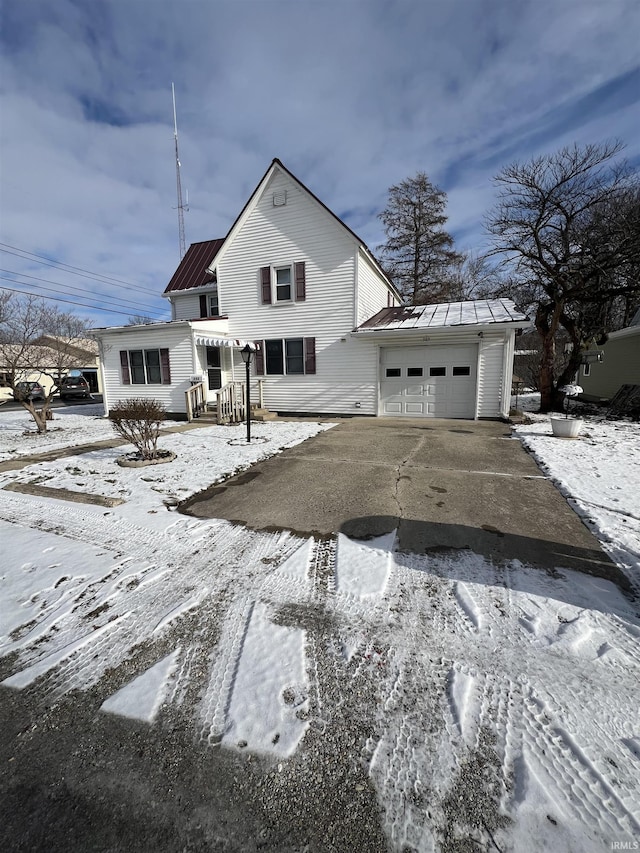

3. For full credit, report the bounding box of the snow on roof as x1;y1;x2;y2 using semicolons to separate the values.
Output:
356;299;529;332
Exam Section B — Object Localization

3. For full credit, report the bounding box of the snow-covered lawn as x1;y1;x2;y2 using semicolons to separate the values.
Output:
0;404;336;529
1;401;639;851
0;404;121;460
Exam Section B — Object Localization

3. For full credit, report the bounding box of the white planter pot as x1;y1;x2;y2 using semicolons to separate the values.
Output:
550;417;584;438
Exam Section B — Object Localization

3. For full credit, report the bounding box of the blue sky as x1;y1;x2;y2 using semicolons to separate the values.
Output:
1;0;639;326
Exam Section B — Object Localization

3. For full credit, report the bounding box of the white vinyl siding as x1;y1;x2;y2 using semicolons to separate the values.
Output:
217;168;370;414
356;250;394;326
476;336;507;418
171;293;204;320
347;329;515;420
99;325;195;415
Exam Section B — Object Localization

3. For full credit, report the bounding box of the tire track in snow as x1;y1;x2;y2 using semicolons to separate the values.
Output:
520;690;639;836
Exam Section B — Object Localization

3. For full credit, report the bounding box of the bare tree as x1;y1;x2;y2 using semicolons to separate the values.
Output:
127;314;156;325
487;142;640;411
0;292;92;432
377;172;464;304
449;251;513;300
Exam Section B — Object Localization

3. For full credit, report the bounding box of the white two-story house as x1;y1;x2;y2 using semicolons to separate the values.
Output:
92;159;529;421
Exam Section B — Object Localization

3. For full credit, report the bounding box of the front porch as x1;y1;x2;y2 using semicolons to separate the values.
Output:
185;378;273;424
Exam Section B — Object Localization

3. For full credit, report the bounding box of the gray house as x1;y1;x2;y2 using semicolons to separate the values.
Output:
580;313;640;400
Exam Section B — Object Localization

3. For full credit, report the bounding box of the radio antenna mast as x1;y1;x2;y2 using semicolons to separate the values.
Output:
172;82;188;258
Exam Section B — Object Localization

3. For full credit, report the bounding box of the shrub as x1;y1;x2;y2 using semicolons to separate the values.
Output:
109;398;166;460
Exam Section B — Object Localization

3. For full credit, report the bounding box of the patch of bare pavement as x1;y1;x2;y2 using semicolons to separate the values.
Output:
1;418;638;852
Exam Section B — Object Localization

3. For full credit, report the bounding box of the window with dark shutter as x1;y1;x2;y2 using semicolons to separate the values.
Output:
254;341;264;375
285;339;304;374
304;337;316;374
294;262;306;301
265;339;284;374
160;349;171;384
199;294;208;318
260;267;272;304
120;351;131;385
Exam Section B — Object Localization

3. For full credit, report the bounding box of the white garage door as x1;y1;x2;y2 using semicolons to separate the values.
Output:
380;344;478;418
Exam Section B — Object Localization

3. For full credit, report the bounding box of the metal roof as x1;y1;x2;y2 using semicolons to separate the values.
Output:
163;239;224;294
355;299;529;332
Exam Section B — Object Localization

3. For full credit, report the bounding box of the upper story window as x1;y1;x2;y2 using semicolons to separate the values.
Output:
275;267;292;302
260;262;306;305
199;288;219;318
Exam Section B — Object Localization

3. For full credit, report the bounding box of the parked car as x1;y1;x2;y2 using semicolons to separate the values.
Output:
59;375;91;400
13;382;47;402
13;381;46;402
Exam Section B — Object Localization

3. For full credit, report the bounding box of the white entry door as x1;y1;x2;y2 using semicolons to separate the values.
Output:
380;344;478;418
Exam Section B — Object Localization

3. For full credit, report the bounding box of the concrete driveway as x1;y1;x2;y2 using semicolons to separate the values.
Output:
182;417;627;589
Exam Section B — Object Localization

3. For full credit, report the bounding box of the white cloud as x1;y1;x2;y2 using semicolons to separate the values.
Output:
1;0;638;322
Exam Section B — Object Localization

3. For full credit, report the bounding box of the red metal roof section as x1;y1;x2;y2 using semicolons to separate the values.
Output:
163;239;225;294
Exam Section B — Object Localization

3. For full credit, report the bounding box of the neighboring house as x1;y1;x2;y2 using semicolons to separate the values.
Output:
35;336;101;394
0;338;100;402
92;159;530;421
580;314;640;401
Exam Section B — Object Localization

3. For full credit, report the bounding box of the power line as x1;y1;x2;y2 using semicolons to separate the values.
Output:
0;267;166;315
0;243;162;296
0;283;168;321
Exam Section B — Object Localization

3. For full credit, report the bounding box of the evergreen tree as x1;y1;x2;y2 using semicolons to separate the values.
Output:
377;172;463;304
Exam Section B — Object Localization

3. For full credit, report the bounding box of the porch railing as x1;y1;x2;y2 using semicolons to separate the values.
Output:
185;382;206;422
185;378;266;424
216;380;246;424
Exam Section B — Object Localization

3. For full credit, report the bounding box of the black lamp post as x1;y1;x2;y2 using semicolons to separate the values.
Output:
240;344;253;443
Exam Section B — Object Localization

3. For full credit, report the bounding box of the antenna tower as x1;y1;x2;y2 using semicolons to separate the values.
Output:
172;83;188;258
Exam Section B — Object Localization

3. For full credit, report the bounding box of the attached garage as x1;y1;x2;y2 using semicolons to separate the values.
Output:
380;344;478;418
354;300;531;420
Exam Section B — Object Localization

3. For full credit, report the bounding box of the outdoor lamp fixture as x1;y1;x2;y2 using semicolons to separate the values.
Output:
240;344;253;443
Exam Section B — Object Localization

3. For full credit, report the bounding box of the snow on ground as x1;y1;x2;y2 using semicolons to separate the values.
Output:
512;394;640;594
1;402;639;851
0;404;119;460
0;403;336;529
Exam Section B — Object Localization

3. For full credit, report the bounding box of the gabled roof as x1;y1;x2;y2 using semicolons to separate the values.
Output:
163;159;400;301
163;239;224;294
355;300;529;332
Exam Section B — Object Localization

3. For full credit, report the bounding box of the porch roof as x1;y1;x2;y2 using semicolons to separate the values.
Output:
194;335;256;350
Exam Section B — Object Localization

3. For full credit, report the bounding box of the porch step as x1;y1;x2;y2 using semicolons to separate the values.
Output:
193;406;277;424
251;407;278;421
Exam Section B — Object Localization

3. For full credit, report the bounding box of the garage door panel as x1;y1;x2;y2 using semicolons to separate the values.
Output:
380;345;477;419
406;383;425;395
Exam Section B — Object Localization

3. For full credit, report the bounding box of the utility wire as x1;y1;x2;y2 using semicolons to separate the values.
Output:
0;242;162;296
0;283;168;321
0;267;166;315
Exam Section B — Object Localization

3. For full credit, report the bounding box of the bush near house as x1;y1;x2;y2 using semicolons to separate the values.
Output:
109;398;166;460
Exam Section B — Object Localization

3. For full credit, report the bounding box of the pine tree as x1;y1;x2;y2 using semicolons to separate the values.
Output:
377;172;463;304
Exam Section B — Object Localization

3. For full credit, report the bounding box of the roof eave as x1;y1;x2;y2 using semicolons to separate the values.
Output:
351;320;531;337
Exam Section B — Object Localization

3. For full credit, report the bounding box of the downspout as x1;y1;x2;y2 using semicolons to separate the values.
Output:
353;251;360;328
474;333;483;420
96;338;110;417
501;331;516;419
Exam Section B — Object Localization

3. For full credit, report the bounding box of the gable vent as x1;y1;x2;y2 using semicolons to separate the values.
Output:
272;190;287;207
